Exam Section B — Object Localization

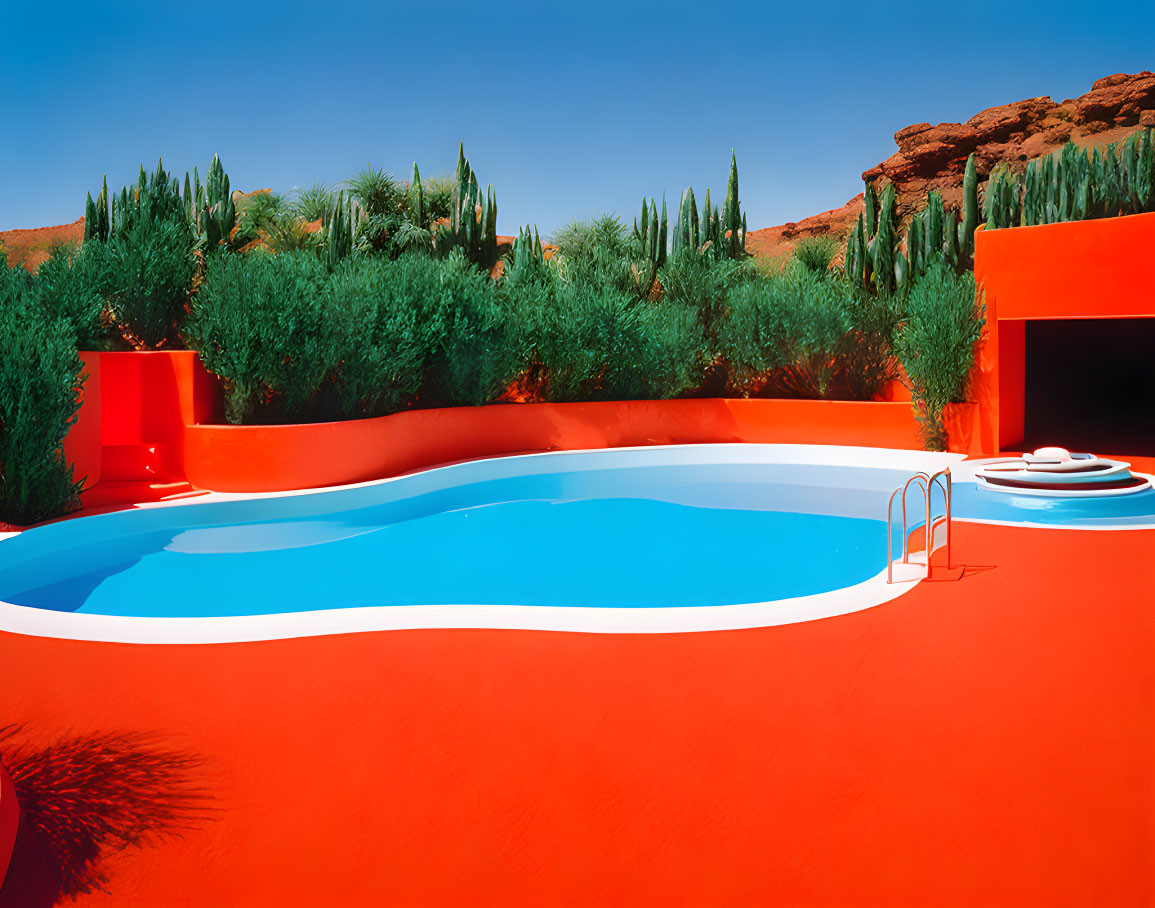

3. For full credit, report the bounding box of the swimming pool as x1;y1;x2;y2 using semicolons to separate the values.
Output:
0;445;956;640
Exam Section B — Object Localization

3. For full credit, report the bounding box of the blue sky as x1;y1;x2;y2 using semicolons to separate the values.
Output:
2;1;1153;235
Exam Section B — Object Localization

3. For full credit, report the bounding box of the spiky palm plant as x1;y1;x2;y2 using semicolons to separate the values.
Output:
345;165;400;217
292;182;335;223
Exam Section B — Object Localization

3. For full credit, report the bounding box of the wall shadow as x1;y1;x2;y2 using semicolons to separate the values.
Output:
1024;319;1155;455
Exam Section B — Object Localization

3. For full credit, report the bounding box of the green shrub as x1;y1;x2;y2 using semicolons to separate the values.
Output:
895;259;984;450
421;175;455;224
187;251;335;424
422;253;525;407
791;236;839;275
529;284;705;403
551;214;628;260
717;269;854;399
102;217;197;348
841;289;903;401
659;249;750;331
262;215;326;255
326;254;449;418
233;191;288;247
34;243;115;349
549;214;638;297
0;259;85;524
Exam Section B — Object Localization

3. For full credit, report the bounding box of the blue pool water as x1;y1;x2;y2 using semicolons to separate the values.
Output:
6;451;1148;622
0;464;898;617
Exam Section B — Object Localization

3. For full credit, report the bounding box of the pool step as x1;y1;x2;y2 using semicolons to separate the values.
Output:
100;443;180;482
80;480;206;510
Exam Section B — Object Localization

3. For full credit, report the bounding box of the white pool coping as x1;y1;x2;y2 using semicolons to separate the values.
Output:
0;443;967;644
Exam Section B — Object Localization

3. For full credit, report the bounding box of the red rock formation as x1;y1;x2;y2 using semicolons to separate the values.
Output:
0;217;85;271
750;71;1155;263
745;195;865;267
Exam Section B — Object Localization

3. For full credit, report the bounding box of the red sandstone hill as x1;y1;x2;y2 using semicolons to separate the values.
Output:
747;71;1155;264
0;217;85;270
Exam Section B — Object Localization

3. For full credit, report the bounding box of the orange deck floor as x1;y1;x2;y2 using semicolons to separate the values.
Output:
0;519;1153;906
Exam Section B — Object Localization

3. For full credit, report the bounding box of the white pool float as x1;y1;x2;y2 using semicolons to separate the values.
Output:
975;447;1153;496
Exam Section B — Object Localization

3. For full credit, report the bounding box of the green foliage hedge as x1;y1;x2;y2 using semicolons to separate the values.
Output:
34;243;112;349
0;255;85;525
717;268;897;401
188;251;521;424
187;251;334;424
180;232;984;430
519;283;704;403
895;259;985;451
101;217;197;347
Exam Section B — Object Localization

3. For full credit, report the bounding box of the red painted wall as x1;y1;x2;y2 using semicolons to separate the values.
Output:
61;352;102;490
974;211;1155;453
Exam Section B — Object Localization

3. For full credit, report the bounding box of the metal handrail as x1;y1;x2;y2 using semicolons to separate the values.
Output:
928;467;952;572
887;466;952;583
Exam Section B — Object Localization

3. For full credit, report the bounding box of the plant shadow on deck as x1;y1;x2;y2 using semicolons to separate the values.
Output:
0;726;213;908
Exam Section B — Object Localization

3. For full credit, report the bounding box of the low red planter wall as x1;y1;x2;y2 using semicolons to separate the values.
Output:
64;351;973;496
185;398;926;492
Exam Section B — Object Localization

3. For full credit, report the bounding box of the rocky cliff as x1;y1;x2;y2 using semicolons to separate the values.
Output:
747;71;1155;264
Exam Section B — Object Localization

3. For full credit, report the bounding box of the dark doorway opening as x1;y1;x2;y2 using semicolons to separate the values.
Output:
1024;318;1155;456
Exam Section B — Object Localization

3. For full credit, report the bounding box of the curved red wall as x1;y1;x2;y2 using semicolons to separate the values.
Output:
67;351;973;497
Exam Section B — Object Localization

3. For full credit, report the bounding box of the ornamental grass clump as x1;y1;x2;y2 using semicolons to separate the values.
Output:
895;258;985;451
421;251;525;407
791;235;839;275
525;282;705;403
187;251;335;424
291;182;335;223
326;253;449;418
659;249;750;333
718;269;854;399
0;258;85;525
549;214;637;296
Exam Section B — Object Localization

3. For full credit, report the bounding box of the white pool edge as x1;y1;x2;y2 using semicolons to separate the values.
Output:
0;562;929;644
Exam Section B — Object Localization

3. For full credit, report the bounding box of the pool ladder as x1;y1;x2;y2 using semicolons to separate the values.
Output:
887;467;952;583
